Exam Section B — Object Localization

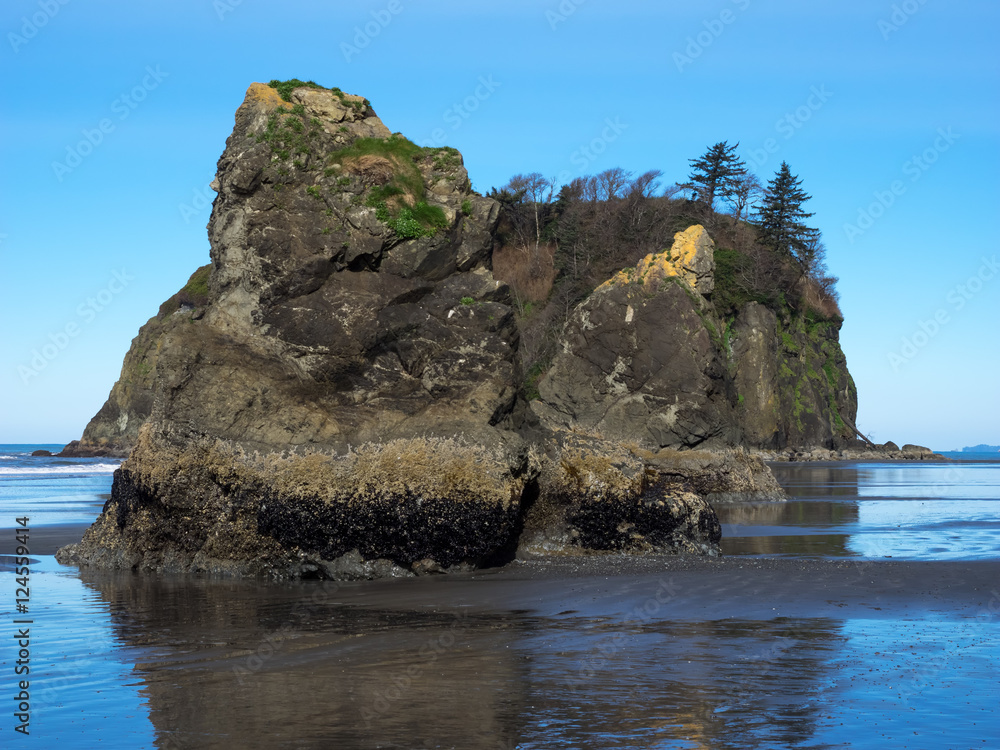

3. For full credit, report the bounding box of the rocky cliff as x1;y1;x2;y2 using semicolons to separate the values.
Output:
64;82;507;458
61;81;781;578
532;225;859;451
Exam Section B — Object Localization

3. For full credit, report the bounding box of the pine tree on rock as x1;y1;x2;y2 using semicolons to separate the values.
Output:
756;161;819;262
687;141;747;216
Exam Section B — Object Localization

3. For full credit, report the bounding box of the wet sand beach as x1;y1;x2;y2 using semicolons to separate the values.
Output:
0;522;88;555
47;556;996;749
2;457;998;748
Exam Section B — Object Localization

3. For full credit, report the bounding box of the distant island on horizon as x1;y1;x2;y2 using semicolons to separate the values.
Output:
960;444;1000;452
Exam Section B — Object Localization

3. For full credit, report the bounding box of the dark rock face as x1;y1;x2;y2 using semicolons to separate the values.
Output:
64;83;510;458
535;225;857;451
732;302;858;449
533;278;739;449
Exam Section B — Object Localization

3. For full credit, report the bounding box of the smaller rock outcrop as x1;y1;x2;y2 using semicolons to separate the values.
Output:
534;225;737;450
518;431;785;558
757;444;949;462
534;223;859;452
520;433;721;557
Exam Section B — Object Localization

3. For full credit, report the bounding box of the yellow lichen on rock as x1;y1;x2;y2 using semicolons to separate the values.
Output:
597;224;716;295
244;82;286;110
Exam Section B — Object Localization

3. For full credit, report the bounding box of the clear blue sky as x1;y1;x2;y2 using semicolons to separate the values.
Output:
1;0;997;450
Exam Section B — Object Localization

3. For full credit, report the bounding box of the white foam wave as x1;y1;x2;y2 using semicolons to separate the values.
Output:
0;463;121;476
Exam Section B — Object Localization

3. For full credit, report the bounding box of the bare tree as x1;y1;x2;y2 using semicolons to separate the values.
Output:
596;167;632;201
628;169;663;199
662;182;688;200
505;173;552;251
730;171;764;222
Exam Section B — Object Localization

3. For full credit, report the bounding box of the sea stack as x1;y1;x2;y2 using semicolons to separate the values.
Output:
57;81;865;579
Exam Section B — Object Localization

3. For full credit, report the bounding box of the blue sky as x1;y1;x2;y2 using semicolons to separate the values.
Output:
1;0;997;450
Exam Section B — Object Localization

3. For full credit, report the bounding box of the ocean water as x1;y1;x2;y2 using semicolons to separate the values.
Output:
719;460;1000;560
1;445;998;749
0;445;120;528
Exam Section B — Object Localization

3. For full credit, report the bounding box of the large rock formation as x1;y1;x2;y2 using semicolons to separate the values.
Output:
63;82;507;458
60;82;765;578
58;81;533;576
533;225;858;451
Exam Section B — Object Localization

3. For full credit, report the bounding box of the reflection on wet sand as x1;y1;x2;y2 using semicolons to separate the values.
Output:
515;617;843;750
82;571;527;749
717;499;858;528
716;499;859;556
717;464;861;556
79;569;846;750
768;464;861;497
720;530;854;557
721;461;1000;560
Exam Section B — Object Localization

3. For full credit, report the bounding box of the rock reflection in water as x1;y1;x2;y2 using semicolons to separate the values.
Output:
725;461;1000;560
80;570;845;750
716;500;859;558
769;464;861;498
80;571;527;749
717;464;861;556
516;617;843;750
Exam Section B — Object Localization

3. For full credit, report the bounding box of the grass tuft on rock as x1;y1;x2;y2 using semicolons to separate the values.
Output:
157;264;212;317
268;78;323;102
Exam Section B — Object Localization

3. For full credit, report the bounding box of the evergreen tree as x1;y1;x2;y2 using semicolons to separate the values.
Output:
755;161;819;261
687;141;747;215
